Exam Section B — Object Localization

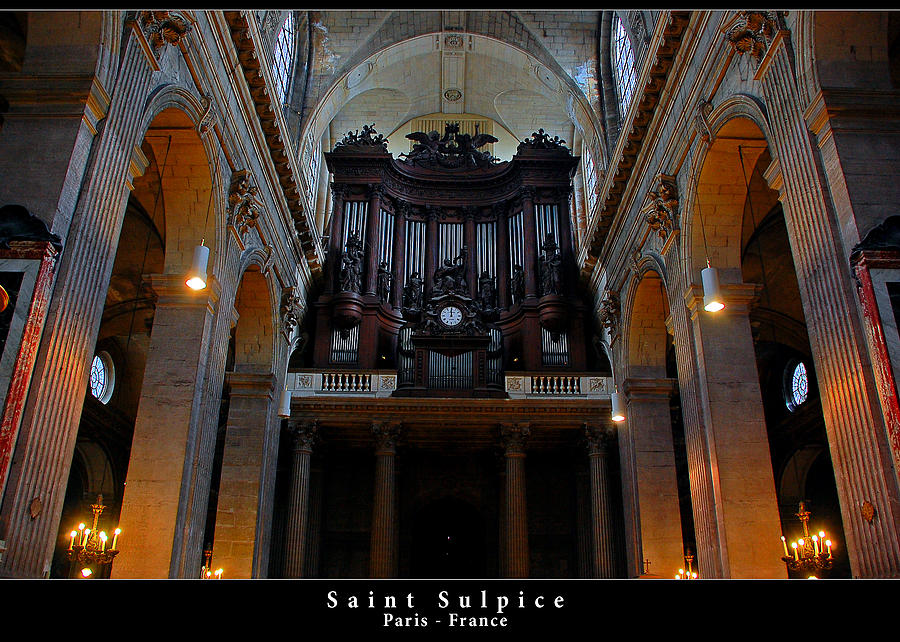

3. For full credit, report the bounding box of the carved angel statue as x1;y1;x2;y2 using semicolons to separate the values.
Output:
338;231;364;294
377;261;392;304
539;233;562;296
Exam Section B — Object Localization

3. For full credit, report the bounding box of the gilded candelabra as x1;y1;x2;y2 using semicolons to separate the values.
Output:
675;550;698;579
66;494;121;574
201;547;223;579
780;501;833;577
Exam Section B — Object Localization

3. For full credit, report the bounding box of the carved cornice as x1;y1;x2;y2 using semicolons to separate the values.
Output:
583;11;691;266
223;11;321;275
138;11;192;50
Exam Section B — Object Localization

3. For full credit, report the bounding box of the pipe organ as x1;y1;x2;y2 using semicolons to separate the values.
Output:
310;123;587;395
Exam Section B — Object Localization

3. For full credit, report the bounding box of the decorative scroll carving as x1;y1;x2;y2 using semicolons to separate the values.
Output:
400;122;498;170
376;261;392;304
228;169;263;236
694;99;714;143
338;231;364;294
539;233;562;296
281;287;305;334
138;10;192;49
335;123;388;151
198;94;217;136
597;290;620;333
724;11;782;61
645;173;679;240
518;128;570;153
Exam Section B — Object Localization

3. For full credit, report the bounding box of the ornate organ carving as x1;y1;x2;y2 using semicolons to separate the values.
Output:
310;122;590;396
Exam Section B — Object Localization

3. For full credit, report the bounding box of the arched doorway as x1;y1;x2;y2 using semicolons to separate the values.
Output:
411;496;486;578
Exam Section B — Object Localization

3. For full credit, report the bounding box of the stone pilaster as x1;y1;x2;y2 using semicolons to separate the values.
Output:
751;20;900;577
211;372;277;578
370;421;401;578
684;282;785;578
110;275;220;579
284;419;318;578
500;422;530;578
619;377;684;578
0;29;153;579
305;456;325;577
585;423;617;578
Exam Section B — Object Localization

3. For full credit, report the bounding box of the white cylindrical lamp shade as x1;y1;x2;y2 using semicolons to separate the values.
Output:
278;387;292;418
701;265;724;312
185;242;210;290
610;391;626;423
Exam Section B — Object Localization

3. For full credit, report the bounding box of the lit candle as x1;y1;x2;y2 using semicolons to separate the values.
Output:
791;542;799;561
812;535;819;555
826;540;832;558
99;532;107;552
69;531;77;550
781;536;789;556
112;528;121;550
215;568;223;579
82;528;90;547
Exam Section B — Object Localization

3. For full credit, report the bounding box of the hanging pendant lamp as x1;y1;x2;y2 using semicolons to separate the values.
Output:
185;239;209;290
610;389;626;423
701;259;724;312
278;386;292;418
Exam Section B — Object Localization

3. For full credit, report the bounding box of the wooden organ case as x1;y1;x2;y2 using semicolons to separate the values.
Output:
310;123;587;397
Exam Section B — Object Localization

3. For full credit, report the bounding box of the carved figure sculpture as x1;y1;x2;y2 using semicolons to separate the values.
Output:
377;261;392;303
338;231;364;294
539;233;562;296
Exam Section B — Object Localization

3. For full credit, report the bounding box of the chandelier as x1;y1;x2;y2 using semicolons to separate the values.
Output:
66;494;121;577
780;501;834;578
675;550;698;579
201;547;223;579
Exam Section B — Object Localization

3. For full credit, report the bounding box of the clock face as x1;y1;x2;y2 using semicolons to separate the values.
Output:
440;305;463;327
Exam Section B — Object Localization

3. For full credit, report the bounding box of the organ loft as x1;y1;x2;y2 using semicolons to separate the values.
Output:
281;123;616;577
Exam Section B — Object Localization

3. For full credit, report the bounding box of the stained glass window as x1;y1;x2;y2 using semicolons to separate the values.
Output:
785;360;809;412
272;12;296;108
89;352;114;404
611;15;637;116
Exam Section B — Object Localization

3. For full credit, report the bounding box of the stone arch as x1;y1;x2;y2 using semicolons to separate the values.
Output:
624;269;670;378
136;93;224;280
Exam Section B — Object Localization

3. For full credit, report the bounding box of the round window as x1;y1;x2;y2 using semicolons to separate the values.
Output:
89;351;114;404
784;359;809;412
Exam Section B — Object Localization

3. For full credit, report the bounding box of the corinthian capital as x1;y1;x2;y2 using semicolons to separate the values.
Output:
500;423;531;455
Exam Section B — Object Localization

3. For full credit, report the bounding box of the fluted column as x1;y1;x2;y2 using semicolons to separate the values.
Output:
500;423;530;578
370;421;401;578
284;420;318;578
575;466;592;578
749;18;900;576
305;457;325;577
0;28;154;578
585;423;617;578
